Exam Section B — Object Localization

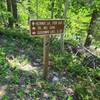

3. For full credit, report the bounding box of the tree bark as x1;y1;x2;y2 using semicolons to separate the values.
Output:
6;0;13;27
84;9;98;47
11;0;18;23
58;0;61;18
64;0;68;18
27;0;31;24
60;0;69;52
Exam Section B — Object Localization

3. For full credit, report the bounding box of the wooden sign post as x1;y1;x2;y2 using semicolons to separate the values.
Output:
30;19;64;79
43;35;49;79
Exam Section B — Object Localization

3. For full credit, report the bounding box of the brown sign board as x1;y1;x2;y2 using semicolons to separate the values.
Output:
30;19;64;35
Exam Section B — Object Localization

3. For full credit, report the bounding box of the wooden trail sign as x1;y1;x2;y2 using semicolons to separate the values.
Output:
30;19;64;35
30;19;64;79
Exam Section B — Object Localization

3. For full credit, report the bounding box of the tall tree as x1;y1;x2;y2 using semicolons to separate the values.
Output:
6;0;13;27
64;0;68;18
84;9;98;47
51;0;55;19
27;0;31;23
11;0;18;24
58;0;61;18
60;0;69;52
84;0;100;47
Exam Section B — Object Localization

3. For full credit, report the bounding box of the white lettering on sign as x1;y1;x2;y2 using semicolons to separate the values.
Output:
36;22;46;25
46;22;51;25
43;26;48;30
37;30;49;34
32;27;36;30
50;30;55;33
49;26;55;29
30;19;64;35
32;32;36;34
58;21;62;25
52;21;57;25
32;22;35;26
37;26;42;30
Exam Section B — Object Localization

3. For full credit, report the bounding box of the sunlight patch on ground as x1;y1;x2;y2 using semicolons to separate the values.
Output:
95;48;100;57
6;56;41;73
0;85;7;97
89;47;100;57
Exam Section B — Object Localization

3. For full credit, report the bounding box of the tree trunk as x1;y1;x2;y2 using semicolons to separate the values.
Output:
6;0;13;27
28;0;31;24
84;9;98;47
11;0;18;24
58;0;61;18
60;0;68;52
64;0;68;18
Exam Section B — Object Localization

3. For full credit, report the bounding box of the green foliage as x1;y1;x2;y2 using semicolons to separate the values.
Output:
17;90;24;98
51;52;72;71
2;95;8;100
0;0;100;99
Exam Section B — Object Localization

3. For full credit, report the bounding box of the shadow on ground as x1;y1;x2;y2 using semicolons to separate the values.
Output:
0;34;45;99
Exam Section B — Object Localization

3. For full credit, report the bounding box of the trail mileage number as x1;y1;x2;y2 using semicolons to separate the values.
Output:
30;19;64;35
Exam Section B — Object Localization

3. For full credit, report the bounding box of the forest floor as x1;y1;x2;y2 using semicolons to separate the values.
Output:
0;34;100;100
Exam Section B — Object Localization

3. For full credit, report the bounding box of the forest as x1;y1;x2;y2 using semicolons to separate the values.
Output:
0;0;100;100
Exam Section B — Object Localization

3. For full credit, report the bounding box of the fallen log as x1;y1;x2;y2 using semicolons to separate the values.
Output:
65;42;100;68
